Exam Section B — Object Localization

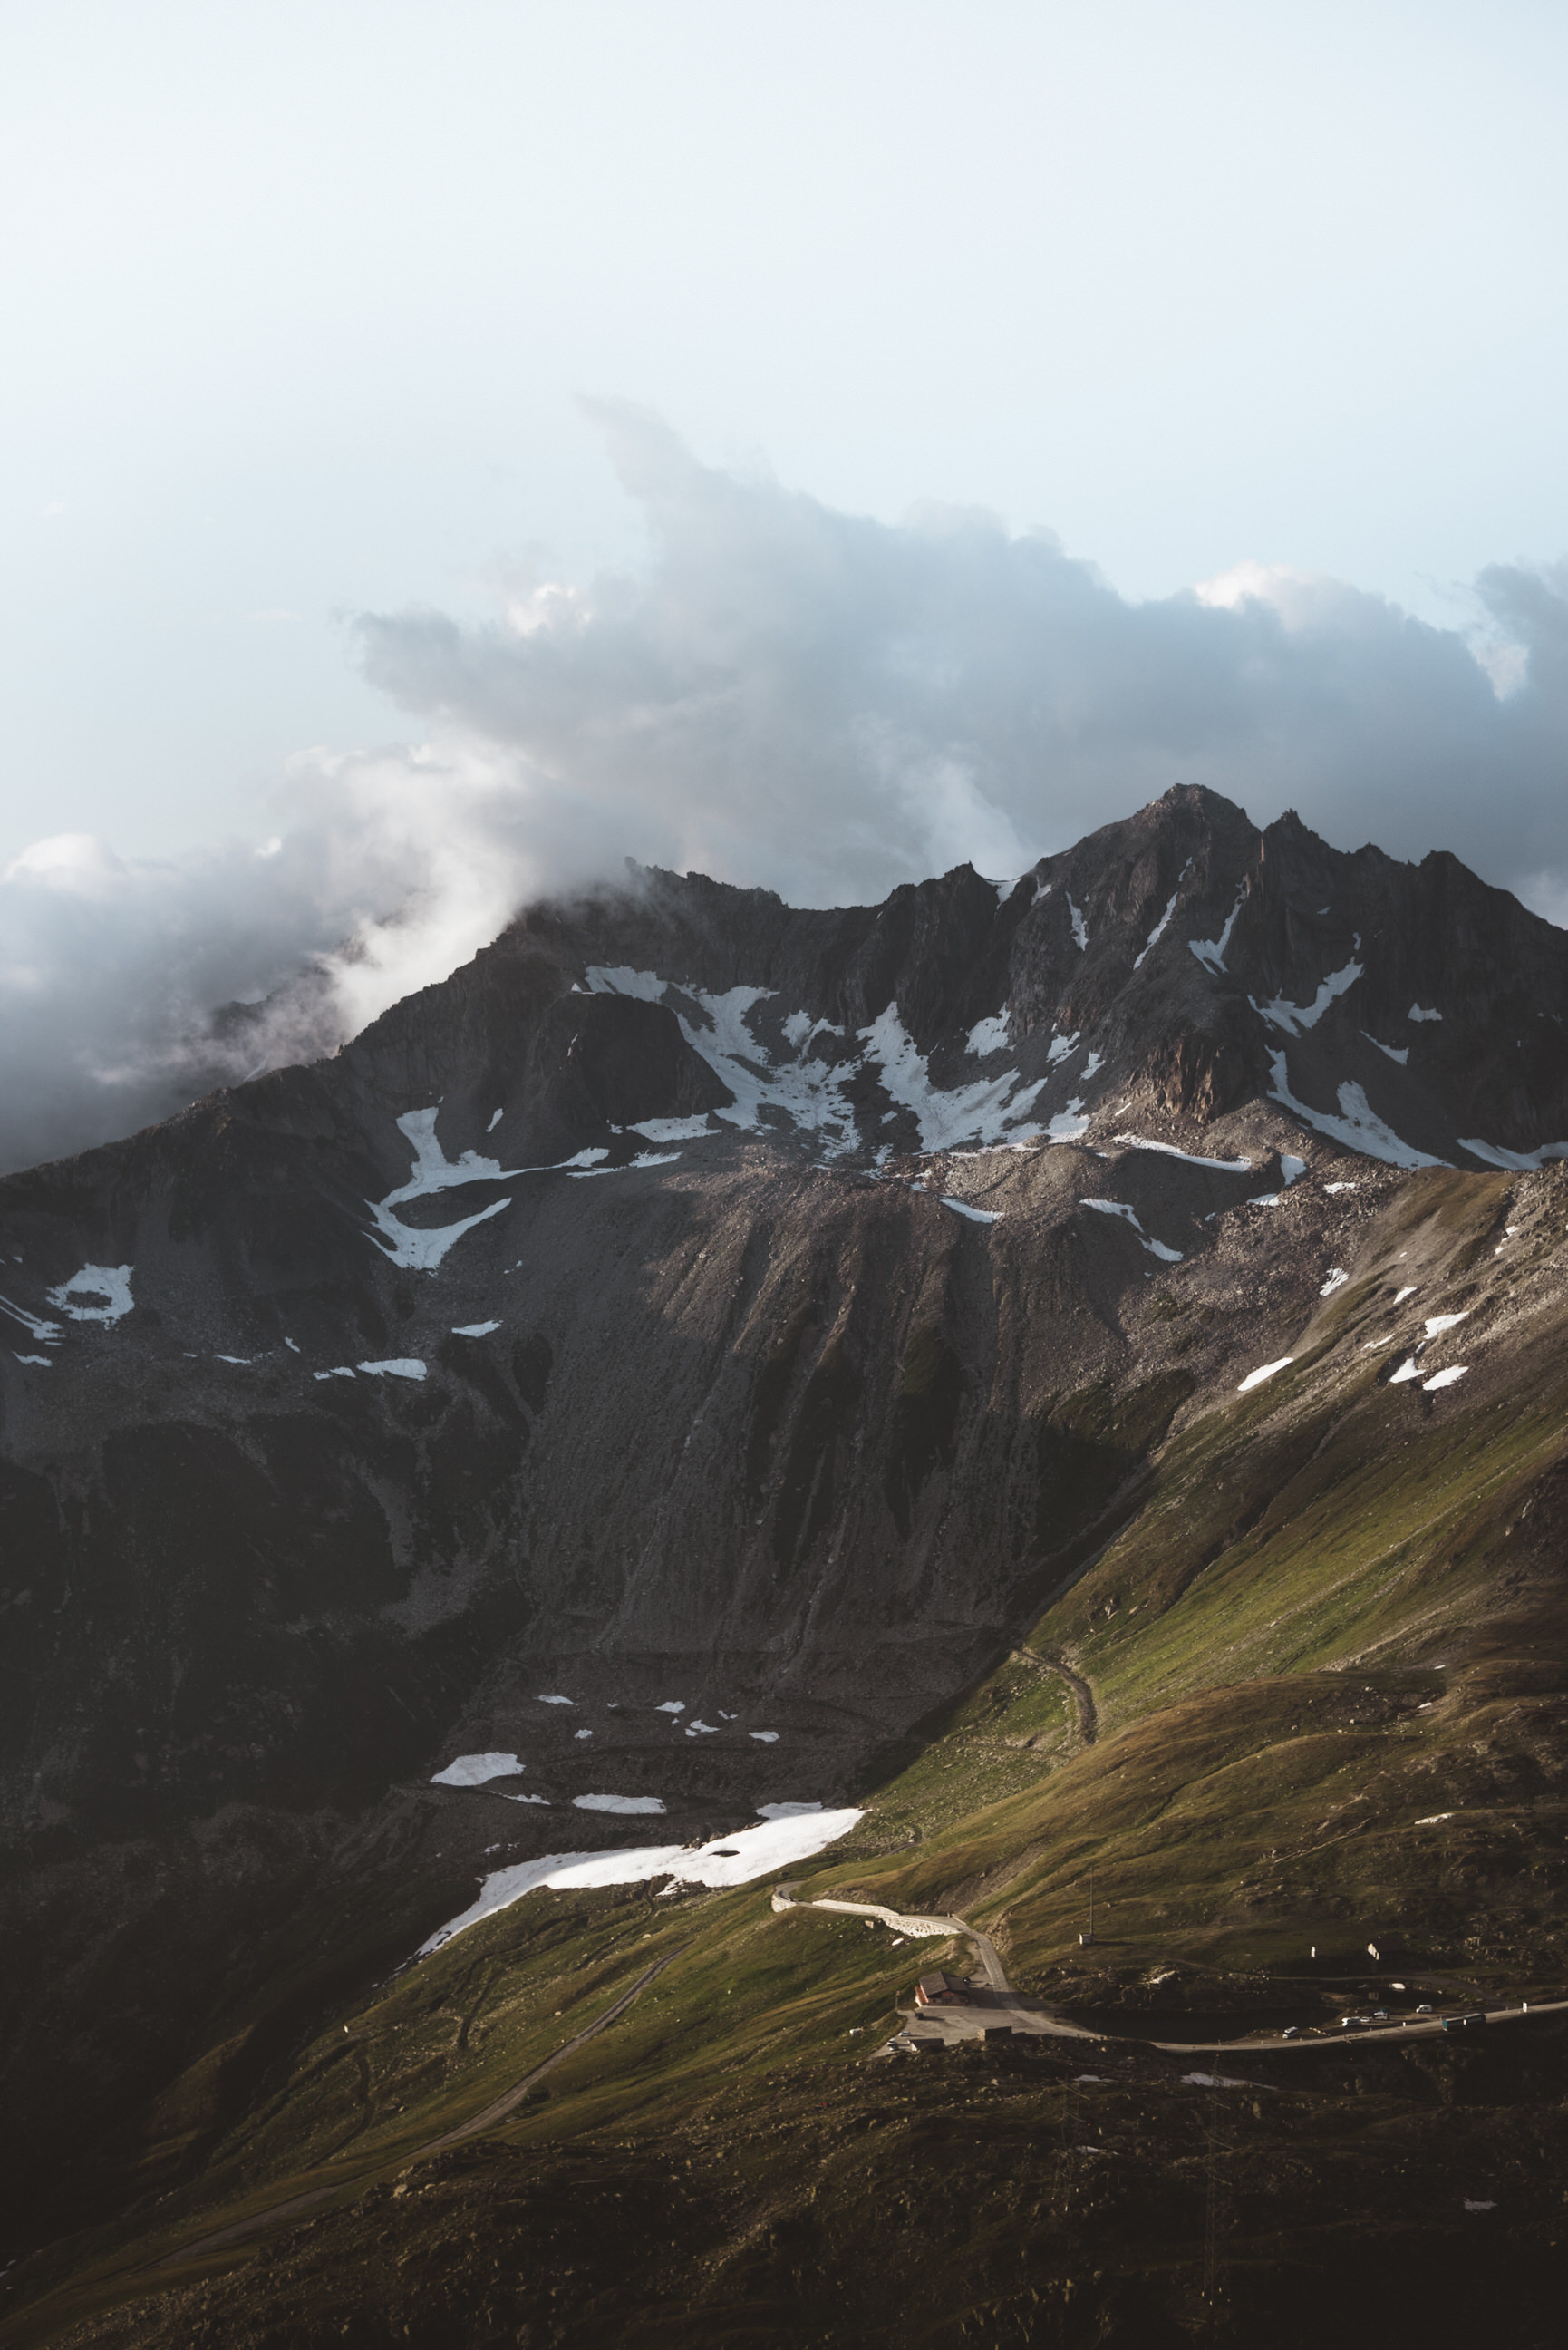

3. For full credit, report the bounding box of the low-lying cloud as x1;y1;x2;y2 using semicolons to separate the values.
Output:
5;400;1568;1174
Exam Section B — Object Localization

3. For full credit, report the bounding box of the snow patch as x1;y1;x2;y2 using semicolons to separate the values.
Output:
416;1808;864;1954
1424;1313;1468;1335
13;1353;51;1366
1281;1155;1307;1183
487;1108;503;1132
1394;1285;1417;1302
537;1694;576;1706
1408;1004;1443;1023
965;1011;1011;1055
1366;1034;1409;1065
1237;1358;1292;1393
756;1802;821;1818
630;1115;714;1142
1045;1099;1090;1144
860;1005;1046;1152
364;1107;537;1272
1047;1031;1081;1065
1109;1133;1252;1172
215;1355;252;1365
1267;1054;1447;1170
357;1358;425;1381
1422;1365;1469;1392
1389;1358;1424;1384
431;1752;525;1788
749;1730;780;1743
451;1321;501;1337
573;1793;665;1814
1081;1051;1105;1080
1323;1180;1357;1193
47;1265;133;1324
654;1701;685;1714
685;1719;721;1736
582;965;665;1001
1068;896;1089;949
313;1366;356;1381
1458;1135;1568;1170
1319;1269;1348;1297
569;1151;682;1177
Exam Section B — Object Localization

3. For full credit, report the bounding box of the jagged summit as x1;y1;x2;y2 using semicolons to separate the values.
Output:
329;781;1568;1186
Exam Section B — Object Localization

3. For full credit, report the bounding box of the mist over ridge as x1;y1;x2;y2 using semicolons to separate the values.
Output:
4;406;1567;1178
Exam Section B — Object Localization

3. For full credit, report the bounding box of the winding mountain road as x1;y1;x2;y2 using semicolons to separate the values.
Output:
770;1887;1568;2055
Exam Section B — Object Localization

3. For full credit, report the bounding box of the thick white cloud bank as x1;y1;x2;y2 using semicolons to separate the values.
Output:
4;404;1567;1174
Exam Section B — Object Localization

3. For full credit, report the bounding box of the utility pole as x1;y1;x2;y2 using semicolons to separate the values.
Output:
1203;2084;1224;2317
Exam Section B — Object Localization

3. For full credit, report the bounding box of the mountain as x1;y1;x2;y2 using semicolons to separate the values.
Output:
4;784;1568;2348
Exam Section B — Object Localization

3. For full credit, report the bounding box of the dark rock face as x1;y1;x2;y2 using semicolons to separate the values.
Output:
2;783;1567;2243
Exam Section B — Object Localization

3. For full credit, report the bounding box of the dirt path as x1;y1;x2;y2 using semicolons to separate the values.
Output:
150;1943;690;2271
1012;1648;1097;1744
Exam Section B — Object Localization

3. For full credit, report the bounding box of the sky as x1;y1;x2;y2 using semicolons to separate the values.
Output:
5;0;1568;1169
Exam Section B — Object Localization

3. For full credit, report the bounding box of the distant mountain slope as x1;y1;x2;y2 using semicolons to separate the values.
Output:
3;783;1568;2306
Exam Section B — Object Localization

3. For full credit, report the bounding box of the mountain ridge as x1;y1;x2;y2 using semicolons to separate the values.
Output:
5;784;1568;2343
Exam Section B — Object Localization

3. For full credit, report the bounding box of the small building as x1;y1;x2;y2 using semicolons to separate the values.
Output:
915;1970;972;2006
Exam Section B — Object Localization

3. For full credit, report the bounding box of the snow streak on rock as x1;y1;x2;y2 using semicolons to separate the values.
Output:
586;969;1051;1156
1267;1054;1447;1170
1188;883;1246;975
1253;950;1363;1036
1081;1198;1183;1263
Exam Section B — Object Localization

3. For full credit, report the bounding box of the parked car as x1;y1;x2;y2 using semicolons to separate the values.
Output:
1340;2015;1367;2031
1415;2004;1433;2015
1372;2009;1389;2021
1282;2026;1301;2040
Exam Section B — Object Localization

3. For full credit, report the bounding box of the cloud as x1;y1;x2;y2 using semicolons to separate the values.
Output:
358;404;1568;911
3;403;1566;1174
0;752;546;1175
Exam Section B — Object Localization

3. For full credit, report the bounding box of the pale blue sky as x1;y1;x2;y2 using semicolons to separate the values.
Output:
6;0;1568;867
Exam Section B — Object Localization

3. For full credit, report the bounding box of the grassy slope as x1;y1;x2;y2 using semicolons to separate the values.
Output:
12;1170;1568;2346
